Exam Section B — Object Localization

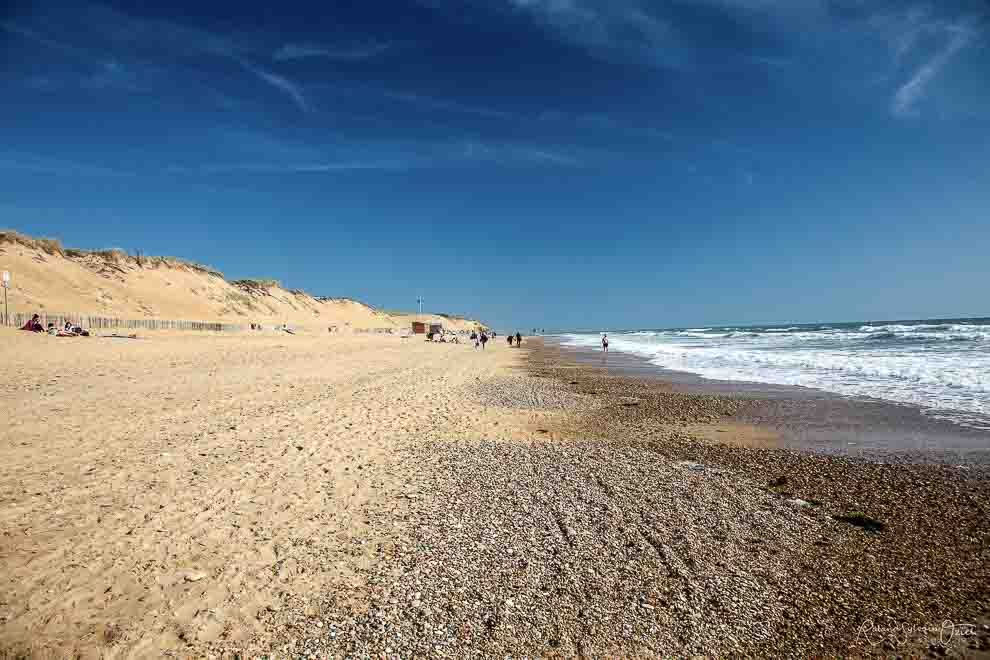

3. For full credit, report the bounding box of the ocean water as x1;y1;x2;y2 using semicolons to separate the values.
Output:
560;318;990;430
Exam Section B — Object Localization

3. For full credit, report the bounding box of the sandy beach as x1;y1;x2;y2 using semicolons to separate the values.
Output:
2;331;988;658
0;329;515;657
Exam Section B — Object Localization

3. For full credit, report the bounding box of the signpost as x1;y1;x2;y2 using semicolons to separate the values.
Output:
1;271;9;327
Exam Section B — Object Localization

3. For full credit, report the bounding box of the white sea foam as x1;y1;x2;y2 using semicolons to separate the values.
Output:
561;320;990;428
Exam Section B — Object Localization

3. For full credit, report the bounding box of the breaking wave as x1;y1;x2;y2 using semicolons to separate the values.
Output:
561;318;990;429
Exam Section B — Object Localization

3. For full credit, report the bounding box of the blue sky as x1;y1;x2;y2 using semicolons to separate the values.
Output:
1;0;988;331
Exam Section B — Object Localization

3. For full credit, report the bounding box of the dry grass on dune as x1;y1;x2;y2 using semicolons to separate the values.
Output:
1;229;224;278
0;230;485;330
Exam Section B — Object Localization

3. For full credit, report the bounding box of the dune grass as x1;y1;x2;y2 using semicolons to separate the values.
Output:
0;229;65;256
0;229;490;326
231;278;281;289
1;230;224;278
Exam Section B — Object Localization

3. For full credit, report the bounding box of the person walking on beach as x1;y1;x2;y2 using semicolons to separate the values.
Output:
480;332;488;350
507;334;513;347
515;332;522;347
602;333;609;353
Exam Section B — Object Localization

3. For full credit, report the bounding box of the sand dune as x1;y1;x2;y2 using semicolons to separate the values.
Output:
0;231;484;332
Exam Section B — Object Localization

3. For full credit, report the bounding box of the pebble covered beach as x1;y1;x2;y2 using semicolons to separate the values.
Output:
252;339;990;658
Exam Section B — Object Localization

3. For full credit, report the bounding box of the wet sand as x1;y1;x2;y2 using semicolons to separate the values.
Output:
550;337;990;464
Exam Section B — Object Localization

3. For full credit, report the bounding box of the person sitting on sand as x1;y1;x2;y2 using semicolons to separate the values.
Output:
21;314;44;332
48;323;75;337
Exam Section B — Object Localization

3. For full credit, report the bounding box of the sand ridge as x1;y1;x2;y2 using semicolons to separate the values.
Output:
0;233;484;332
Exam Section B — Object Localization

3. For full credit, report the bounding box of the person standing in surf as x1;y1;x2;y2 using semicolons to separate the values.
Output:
602;333;609;353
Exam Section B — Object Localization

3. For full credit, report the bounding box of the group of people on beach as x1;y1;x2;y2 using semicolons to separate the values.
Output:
466;330;523;350
20;314;90;337
469;330;488;349
427;330;460;344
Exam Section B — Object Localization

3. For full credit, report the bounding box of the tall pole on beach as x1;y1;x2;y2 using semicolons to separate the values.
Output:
1;271;9;327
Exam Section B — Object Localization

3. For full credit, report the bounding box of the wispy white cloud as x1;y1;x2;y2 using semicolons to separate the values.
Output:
240;62;311;113
212;129;325;161
81;60;150;92
689;1;988;119
273;41;395;61
163;129;587;175
456;140;584;167
505;0;690;69
0;152;131;177
168;148;581;175
536;110;677;142
4;7;237;96
747;55;792;69
515;147;582;166
169;160;413;175
383;91;517;120
1;20;93;59
77;4;240;58
2;17;156;95
6;5;305;108
891;22;976;117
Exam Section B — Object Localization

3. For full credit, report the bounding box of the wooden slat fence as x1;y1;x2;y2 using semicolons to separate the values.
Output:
5;311;244;333
352;327;397;334
5;313;429;335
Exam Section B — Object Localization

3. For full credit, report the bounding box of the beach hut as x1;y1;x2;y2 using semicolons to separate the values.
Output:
412;320;444;334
